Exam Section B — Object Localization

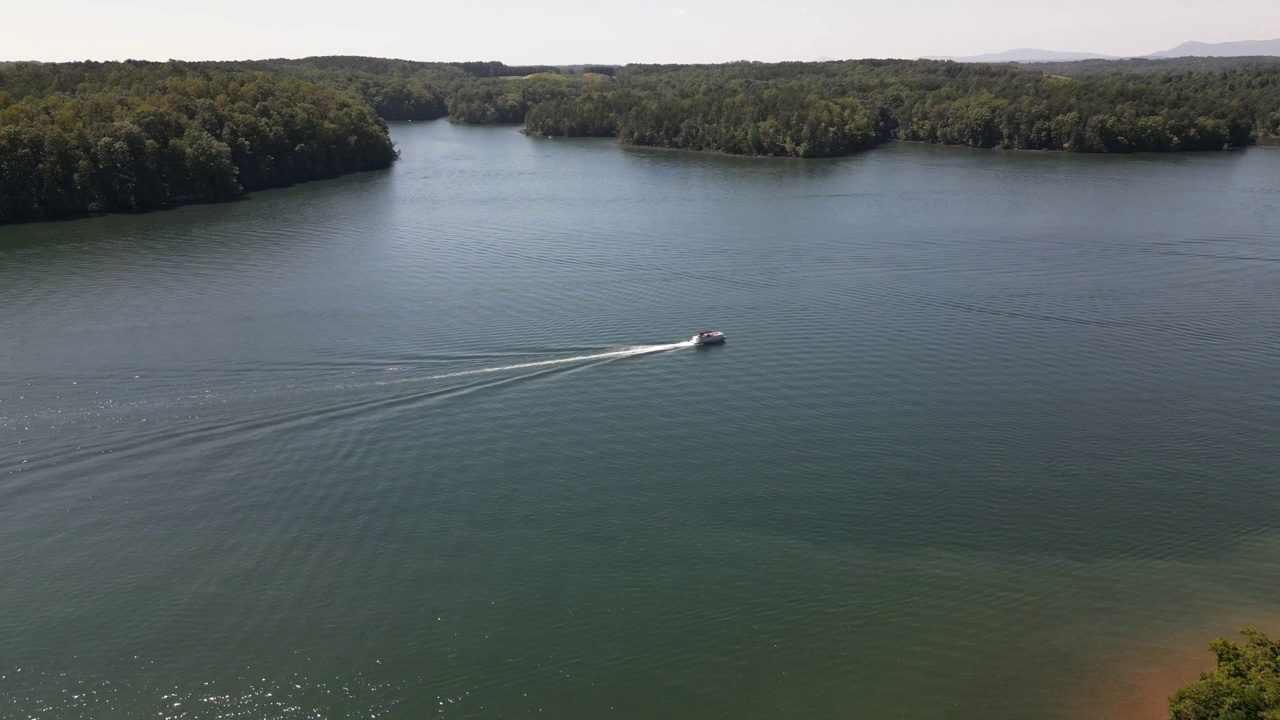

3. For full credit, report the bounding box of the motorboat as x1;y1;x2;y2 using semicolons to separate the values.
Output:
691;330;726;345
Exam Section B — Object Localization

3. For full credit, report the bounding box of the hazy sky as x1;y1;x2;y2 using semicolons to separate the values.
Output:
7;0;1280;64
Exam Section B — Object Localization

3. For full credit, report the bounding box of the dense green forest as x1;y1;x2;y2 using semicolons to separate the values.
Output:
1170;628;1280;720
3;55;1280;222
1018;55;1280;77
0;62;397;223
208;58;591;122
212;57;459;121
239;55;1279;158
520;60;1280;156
234;55;1276;157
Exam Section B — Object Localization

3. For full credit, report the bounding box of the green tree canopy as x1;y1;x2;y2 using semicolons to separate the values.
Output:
1170;628;1280;720
0;63;397;223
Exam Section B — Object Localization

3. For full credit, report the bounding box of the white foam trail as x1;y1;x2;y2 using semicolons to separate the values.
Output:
423;341;696;381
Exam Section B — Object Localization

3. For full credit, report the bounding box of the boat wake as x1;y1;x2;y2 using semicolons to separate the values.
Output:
420;341;696;381
0;340;706;473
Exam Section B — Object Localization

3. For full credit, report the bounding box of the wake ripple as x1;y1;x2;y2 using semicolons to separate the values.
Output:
0;339;704;478
404;341;697;382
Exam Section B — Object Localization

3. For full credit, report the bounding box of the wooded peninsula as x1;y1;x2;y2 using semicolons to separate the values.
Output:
3;55;1279;223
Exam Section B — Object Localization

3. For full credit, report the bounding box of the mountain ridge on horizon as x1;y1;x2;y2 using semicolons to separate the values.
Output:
931;37;1280;63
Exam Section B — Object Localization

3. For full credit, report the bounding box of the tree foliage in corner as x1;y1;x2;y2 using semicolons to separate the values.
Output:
1171;628;1280;720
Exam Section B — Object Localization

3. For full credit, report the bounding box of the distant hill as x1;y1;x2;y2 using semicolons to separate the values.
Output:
1148;38;1280;58
936;48;1116;62
937;37;1280;63
930;49;1117;63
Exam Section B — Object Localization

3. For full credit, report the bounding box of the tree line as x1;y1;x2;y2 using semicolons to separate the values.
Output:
225;56;1273;157
1017;55;1280;77
203;57;610;123
4;56;1279;222
519;59;1280;156
253;56;1267;158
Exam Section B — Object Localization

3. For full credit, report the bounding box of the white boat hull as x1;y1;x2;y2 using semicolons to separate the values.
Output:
691;331;726;345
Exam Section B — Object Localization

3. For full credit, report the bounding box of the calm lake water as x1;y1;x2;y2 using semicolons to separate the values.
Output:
3;122;1279;720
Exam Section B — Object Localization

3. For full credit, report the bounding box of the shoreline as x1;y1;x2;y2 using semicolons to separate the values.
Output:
520;127;1255;159
0;164;394;228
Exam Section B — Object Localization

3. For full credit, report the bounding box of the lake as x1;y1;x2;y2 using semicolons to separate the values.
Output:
2;121;1279;720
